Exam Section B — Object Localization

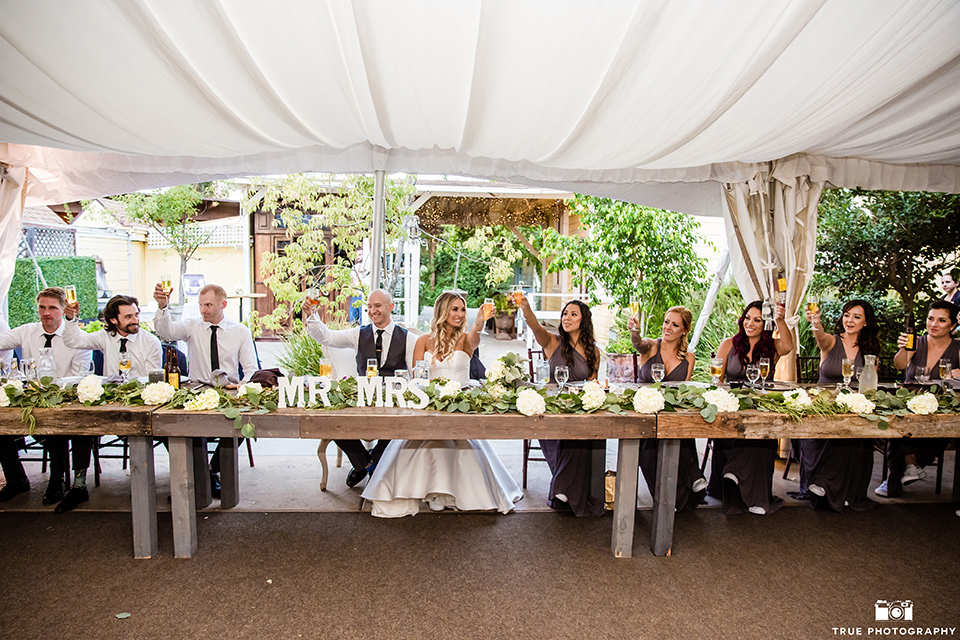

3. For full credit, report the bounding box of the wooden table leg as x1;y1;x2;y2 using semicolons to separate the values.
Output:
953;449;959;503
612;438;640;558
170;436;198;559
591;439;606;504
220;437;239;508
650;439;680;557
129;436;157;559
192;437;212;508
318;439;331;491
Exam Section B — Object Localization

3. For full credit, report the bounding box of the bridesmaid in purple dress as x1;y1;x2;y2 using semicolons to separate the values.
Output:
712;300;793;515
629;306;705;512
518;297;604;517
803;299;879;512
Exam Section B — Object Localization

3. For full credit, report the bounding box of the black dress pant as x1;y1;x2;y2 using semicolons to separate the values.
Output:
335;439;390;471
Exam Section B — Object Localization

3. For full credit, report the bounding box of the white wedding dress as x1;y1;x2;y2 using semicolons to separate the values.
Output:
361;350;523;517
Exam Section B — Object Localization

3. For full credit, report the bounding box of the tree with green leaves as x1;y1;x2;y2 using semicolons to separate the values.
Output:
815;189;960;317
243;174;416;332
114;184;206;307
542;194;708;335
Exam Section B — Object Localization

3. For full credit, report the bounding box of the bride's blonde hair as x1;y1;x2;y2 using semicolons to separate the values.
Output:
430;292;466;364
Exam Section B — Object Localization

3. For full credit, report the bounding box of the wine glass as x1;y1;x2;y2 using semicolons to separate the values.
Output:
481;298;495;335
366;358;379;378
23;358;37;383
651;363;665;384
806;296;819;316
710;357;723;386
512;285;524;308
915;365;930;386
758;357;771;390
118;354;132;382
746;364;761;389
939;359;951;383
555;366;569;392
841;357;854;390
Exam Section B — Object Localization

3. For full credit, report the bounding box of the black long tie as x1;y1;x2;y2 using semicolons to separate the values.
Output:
375;329;384;366
42;333;55;348
210;325;220;371
119;338;128;353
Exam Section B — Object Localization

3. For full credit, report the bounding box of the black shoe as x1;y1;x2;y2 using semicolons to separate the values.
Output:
786;490;811;501
42;480;64;505
54;487;89;513
345;467;369;488
210;473;222;499
0;478;30;502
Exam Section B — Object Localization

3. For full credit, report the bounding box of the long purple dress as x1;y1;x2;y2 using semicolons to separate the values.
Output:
708;351;784;515
637;340;705;512
805;337;875;512
884;336;959;496
539;348;605;517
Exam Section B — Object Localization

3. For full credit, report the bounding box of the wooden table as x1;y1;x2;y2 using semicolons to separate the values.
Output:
0;405;158;559
651;411;960;557
152;408;656;559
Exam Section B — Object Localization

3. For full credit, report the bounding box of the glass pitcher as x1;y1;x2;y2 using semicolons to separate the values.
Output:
859;354;878;393
36;348;57;382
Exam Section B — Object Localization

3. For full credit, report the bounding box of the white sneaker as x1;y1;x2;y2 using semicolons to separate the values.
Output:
554;493;568;503
723;472;739;485
956;509;959;517
692;477;708;493
902;464;927;485
747;506;766;515
808;484;826;497
874;480;888;497
427;499;445;512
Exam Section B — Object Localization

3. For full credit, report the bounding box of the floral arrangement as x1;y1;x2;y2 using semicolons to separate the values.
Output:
76;375;105;403
485;352;527;388
140;381;177;406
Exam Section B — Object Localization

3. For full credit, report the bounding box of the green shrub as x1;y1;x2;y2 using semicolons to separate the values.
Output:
278;324;327;376
9;257;97;327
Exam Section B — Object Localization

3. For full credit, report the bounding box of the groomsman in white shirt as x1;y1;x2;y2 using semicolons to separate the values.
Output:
153;282;258;497
58;294;163;512
0;287;91;504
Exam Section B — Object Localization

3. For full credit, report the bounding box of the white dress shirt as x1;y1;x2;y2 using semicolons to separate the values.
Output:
0;320;92;378
0;320;10;371
61;318;163;378
305;315;416;373
153;307;257;383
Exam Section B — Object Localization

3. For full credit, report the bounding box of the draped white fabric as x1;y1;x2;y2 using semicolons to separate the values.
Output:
0;166;26;319
1;0;959;211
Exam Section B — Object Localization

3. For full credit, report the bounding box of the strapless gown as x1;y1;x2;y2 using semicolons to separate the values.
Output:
361;350;523;517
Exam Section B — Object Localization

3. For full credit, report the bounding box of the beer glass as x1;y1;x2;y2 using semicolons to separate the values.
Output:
64;285;78;305
318;358;333;378
366;358;378;378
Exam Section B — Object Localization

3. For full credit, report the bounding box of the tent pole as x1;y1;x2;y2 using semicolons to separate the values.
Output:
371;170;386;292
689;248;730;352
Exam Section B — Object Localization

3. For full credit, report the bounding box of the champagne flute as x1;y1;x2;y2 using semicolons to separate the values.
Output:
628;295;640;320
366;358;379;378
512;285;524;308
651;363;665;383
481;298;495;335
64;284;78;306
555;365;569;393
758;357;771;390
118;354;132;382
746;364;761;389
318;358;333;378
161;274;173;295
841;357;854;390
710;357;724;386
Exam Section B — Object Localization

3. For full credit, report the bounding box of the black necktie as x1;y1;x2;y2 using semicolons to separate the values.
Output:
42;333;55;348
375;329;384;366
119;338;128;353
210;326;220;371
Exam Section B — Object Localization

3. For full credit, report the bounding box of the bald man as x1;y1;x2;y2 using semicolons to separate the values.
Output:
304;289;416;487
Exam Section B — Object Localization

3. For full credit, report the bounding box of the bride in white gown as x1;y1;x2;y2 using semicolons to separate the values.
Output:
361;292;523;517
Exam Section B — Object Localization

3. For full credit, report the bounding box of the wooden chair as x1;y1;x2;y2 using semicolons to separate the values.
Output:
521;348;547;489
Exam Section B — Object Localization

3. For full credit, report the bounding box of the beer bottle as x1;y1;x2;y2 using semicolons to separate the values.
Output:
904;313;916;352
776;270;787;305
165;345;181;389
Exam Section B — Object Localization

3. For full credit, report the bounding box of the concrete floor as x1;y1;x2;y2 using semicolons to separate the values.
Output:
1;334;956;516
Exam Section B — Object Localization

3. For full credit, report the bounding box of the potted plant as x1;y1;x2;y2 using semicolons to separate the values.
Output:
492;293;518;340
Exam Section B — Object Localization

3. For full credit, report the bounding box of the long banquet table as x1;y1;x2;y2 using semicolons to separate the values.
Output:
152;408;657;559
0;405;158;558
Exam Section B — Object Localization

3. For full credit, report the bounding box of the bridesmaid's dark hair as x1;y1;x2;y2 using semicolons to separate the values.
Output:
731;301;778;366
833;299;880;356
558;300;599;375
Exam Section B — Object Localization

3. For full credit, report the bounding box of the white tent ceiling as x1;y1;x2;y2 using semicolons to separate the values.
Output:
2;0;960;215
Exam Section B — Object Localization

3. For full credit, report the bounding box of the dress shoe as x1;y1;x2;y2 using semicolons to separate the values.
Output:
786;490;811;501
42;480;64;505
345;467;368;488
0;478;30;502
210;473;222;499
54;487;89;513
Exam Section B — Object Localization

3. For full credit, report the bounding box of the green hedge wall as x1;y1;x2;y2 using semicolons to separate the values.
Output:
9;257;98;328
